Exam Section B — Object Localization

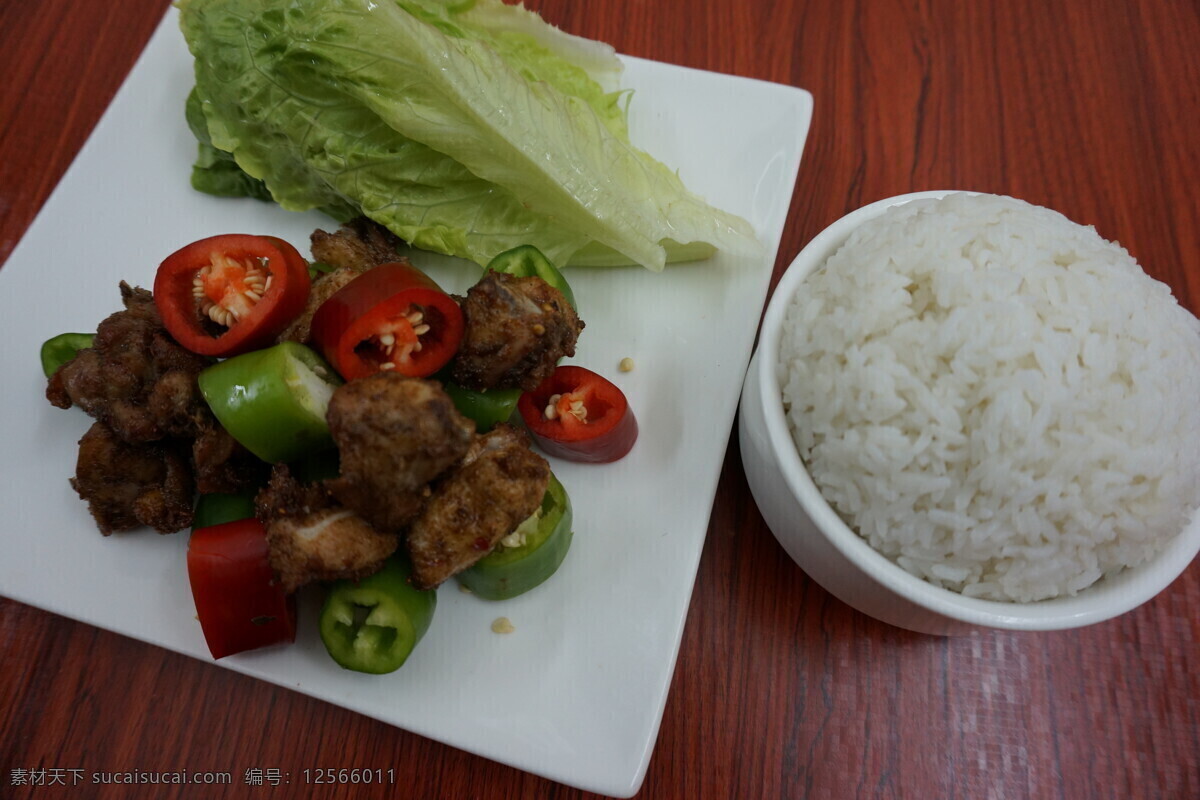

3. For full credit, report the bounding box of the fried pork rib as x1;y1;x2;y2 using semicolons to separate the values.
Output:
276;376;547;591
256;466;398;593
325;373;475;532
450;271;583;392
309;217;404;272
192;423;268;495
406;424;550;590
47;283;263;534
71;422;194;535
47;283;214;442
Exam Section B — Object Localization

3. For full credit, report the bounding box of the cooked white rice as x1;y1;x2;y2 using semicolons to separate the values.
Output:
779;193;1200;602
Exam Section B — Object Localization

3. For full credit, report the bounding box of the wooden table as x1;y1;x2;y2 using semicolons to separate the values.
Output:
2;1;1197;797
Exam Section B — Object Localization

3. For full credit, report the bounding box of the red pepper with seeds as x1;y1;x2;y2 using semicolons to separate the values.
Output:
517;365;638;463
153;234;311;357
309;262;464;381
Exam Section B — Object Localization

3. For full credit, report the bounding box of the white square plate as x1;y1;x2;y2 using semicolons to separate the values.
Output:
0;8;811;796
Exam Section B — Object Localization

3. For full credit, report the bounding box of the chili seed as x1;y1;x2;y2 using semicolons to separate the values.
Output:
544;393;562;420
201;302;238;327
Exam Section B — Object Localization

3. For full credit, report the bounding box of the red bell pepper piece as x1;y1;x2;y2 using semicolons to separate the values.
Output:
153;234;310;357
187;518;297;660
517;365;638;463
309;262;464;381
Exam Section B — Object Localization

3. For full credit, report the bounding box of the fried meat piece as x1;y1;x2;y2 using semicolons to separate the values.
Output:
46;283;214;442
192;423;269;495
325;373;475;532
450;271;583;392
71;421;194;535
48;284;262;535
309;217;404;273
406;424;550;589
256;466;398;593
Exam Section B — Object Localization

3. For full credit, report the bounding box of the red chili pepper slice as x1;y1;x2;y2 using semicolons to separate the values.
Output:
153;234;311;357
309;262;464;381
187;518;297;660
517;365;638;463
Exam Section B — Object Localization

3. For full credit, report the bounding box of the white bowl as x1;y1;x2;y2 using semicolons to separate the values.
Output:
738;191;1200;635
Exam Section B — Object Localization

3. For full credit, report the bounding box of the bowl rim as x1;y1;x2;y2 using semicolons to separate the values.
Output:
755;190;1200;630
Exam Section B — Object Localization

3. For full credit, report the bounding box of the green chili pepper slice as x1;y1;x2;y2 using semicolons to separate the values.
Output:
192;491;257;531
307;261;336;281
319;556;437;674
457;472;573;600
441;379;522;432
40;332;95;378
486;245;576;310
197;341;342;464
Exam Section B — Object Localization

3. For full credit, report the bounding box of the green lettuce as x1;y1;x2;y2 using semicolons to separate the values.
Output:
179;0;759;270
185;88;274;202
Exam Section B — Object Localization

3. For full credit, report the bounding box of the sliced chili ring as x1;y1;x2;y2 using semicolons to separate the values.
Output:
191;491;257;531
153;234;311;357
486;245;577;310
456;472;573;599
40;332;94;378
309;262;464;381
318;556;437;674
441;377;523;432
517;365;638;463
197;341;343;464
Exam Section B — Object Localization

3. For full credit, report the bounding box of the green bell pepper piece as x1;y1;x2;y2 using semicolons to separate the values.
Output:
457;472;573;600
197;341;342;465
319;556;437;674
192;491;257;531
486;245;577;310
442;380;522;433
40;332;94;378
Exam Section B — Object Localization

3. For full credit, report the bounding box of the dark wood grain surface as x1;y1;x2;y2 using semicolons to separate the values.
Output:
2;1;1198;798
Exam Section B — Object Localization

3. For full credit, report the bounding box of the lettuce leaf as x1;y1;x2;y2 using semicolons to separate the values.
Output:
179;0;759;270
184;88;273;202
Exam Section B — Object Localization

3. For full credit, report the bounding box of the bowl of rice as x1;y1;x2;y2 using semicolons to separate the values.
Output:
739;191;1200;634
